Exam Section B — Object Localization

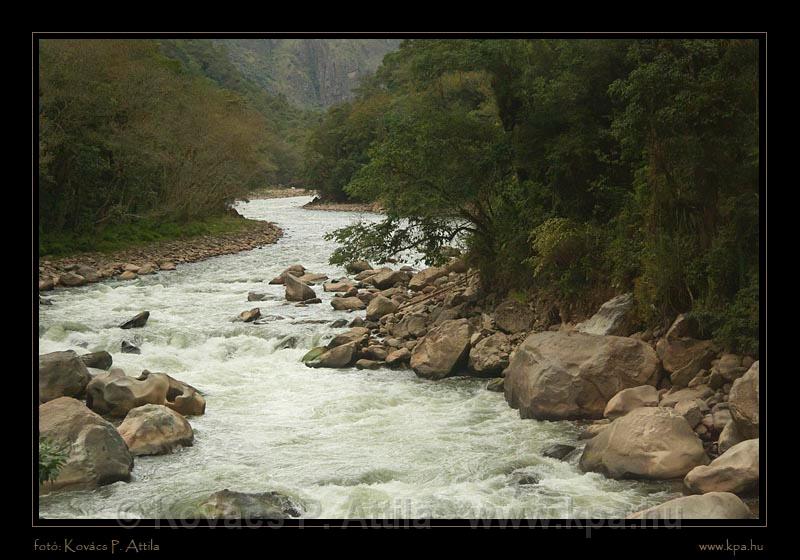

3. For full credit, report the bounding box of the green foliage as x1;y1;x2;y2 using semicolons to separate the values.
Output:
38;437;68;485
39;214;256;257
315;38;760;354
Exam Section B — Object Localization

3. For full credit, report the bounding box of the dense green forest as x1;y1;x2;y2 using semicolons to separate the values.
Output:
38;39;318;255
308;39;760;355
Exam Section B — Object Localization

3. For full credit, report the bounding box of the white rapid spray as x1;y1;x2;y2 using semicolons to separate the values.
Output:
38;196;679;519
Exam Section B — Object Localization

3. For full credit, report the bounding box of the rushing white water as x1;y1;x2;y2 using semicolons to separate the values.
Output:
38;196;679;520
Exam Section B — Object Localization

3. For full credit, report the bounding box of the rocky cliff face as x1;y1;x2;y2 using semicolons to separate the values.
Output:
216;39;401;108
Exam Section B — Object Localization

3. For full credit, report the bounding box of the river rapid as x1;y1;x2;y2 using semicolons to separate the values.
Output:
38;196;679;520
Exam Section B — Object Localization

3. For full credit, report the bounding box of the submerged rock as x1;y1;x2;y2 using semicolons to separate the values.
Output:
541;443;576;461
79;351;113;371
119;311;150;329
198;489;303;519
121;340;141;354
239;308;261;322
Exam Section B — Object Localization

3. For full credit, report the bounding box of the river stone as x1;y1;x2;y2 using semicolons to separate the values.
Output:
355;359;382;370
39;350;92;403
627;492;752;519
366;269;407;289
284;273;316;302
327;327;369;349
117;404;194;456
718;419;745;454
468;332;511;376
656;336;716;388
296;272;328;285
579;407;709;479
504;331;661;420
387;313;428;339
366;295;398;321
306;342;357;369
494;299;534;334
119;311;150;329
121;340;141;354
331;296;366;311
576;293;635;336
362;345;389;361
603;385;660;420
729;361;759;439
410;318;474;380
684;439;759;496
408;267;447;291
239;308;261;322
301;347;327;363
385;347;411;367
147;371;206;417
346;260;372;274
673;398;706;428
330;319;349;328
247;292;268;302
324;280;354;293
119;271;137;280
59;272;87;287
486;378;505;392
659;385;714;408
159;261;176;271
39;397;133;492
542;443;576;461
79;351;113;371
85;369;170;417
199;489;302;519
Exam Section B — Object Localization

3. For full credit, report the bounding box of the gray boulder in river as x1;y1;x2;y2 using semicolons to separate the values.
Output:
119;311;150;329
39;397;133;492
39;350;92;403
504;331;660;420
198;489;303;519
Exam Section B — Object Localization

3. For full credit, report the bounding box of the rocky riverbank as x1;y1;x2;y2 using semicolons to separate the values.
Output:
302;196;383;213
246;187;316;199
38;219;282;292
272;258;761;519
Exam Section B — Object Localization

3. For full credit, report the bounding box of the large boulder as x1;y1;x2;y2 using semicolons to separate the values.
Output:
579;407;709;479
410;319;473;380
576;293;636;336
627;492;752;519
79;351;113;371
494;299;534;334
684;439;759;496
284;273;316;302
39;397;133;491
366;295;398;321
603;385;660;420
504;331;661;420
59;272;87;287
467;333;511;376
199;489;302;519
729;361;759;439
39;350;92;403
305;342;357;369
117;404;194;456
408;267;447;291
85;369;169;417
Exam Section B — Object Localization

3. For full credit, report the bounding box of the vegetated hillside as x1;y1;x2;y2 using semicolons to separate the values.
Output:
311;39;760;356
217;39;402;108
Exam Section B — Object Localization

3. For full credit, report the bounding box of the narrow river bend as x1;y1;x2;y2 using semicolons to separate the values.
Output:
38;196;678;519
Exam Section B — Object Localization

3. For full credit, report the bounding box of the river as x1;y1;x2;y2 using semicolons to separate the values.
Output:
38;196;679;520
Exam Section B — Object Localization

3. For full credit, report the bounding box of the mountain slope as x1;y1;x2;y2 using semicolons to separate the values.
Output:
216;39;402;108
